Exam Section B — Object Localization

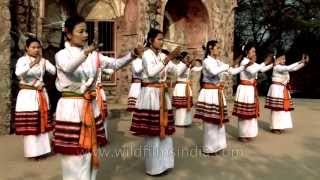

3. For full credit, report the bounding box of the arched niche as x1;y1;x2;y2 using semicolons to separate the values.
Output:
162;0;210;50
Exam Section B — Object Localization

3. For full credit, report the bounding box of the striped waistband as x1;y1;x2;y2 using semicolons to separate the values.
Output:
132;78;142;83
61;91;96;98
19;84;41;90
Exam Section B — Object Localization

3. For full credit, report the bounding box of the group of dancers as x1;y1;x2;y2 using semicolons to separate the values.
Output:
14;15;309;179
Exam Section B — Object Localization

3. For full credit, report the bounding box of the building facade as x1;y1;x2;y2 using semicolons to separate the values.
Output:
0;0;237;134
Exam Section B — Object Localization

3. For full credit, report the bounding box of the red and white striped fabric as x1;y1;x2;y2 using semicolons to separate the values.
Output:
194;88;229;125
127;97;137;112
15;111;53;135
195;102;228;124
232;101;258;119
53;116;108;155
265;83;294;111
232;84;259;119
127;82;141;112
172;96;193;109
130;109;175;136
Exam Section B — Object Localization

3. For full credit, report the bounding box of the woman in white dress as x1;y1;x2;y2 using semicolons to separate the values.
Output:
15;37;56;158
53;16;142;180
172;52;200;127
127;57;143;112
265;51;309;134
232;42;274;142
130;28;183;176
194;40;246;155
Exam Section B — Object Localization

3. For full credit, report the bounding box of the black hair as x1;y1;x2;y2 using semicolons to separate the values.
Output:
60;16;86;49
203;40;218;58
161;49;170;55
275;49;286;59
195;59;202;64
26;37;41;48
145;28;163;48
242;41;256;57
177;51;188;61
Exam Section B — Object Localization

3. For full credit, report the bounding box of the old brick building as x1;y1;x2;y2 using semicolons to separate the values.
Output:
0;0;237;134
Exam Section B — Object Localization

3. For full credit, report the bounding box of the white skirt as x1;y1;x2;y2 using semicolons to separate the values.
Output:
56;98;100;123
61;153;98;180
202;122;227;153
16;89;52;157
172;83;192;97
54;98;107;149
197;89;226;105
144;136;174;175
24;133;51;157
233;84;259;119
131;86;175;138
234;85;255;103
265;83;294;111
270;111;293;129
238;118;258;138
175;109;193;126
98;89;109;141
15;89;50;111
194;89;229;124
128;82;141;98
128;82;141;111
267;84;289;98
54;98;108;180
135;87;172;110
173;83;193;126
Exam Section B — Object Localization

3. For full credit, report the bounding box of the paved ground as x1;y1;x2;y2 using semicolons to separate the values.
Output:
1;98;320;180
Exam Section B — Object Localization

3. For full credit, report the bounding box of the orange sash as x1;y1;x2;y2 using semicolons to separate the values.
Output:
62;91;100;169
38;88;49;133
272;81;291;111
201;82;225;127
78;91;99;168
96;83;106;121
19;84;49;133
176;80;192;111
142;82;168;139
240;80;259;117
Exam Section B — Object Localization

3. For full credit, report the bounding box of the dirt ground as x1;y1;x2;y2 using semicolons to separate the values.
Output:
1;98;319;180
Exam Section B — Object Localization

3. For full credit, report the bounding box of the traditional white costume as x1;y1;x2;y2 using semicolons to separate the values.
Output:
54;42;134;180
130;49;187;175
265;61;305;130
195;55;244;153
233;57;273;138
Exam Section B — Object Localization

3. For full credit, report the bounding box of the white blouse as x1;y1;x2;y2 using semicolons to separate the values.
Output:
141;49;187;82
131;57;143;79
15;55;56;88
202;56;243;84
272;62;305;84
55;42;133;94
240;57;273;81
175;61;203;82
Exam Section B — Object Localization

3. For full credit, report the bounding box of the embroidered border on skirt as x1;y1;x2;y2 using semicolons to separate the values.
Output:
194;101;229;124
232;101;258;119
127;97;137;112
15;111;53;135
102;100;108;119
265;96;294;111
130;109;175;136
53;115;108;155
172;96;193;109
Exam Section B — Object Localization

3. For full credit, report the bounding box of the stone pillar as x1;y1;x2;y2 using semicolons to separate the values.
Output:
0;0;12;134
206;0;235;99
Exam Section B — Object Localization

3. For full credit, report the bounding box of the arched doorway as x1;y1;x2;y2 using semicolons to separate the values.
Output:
162;0;209;55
